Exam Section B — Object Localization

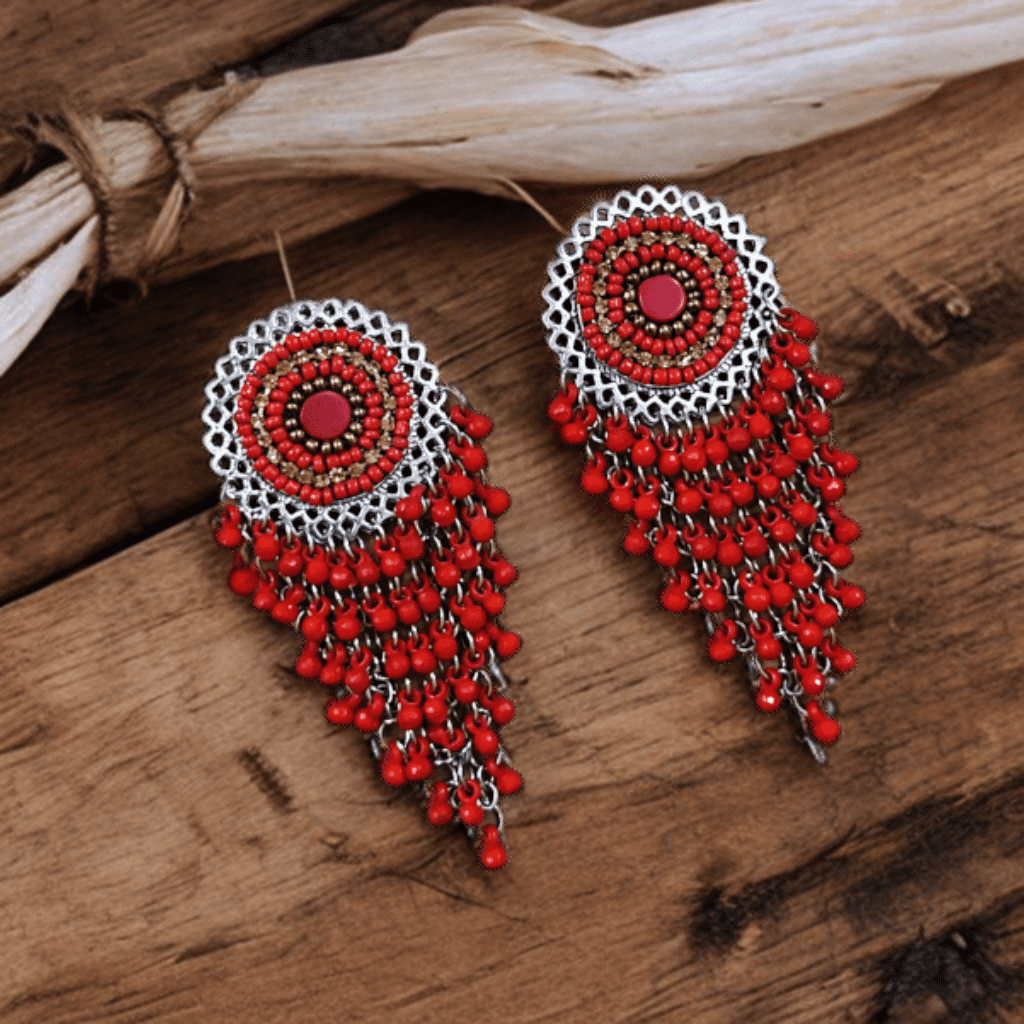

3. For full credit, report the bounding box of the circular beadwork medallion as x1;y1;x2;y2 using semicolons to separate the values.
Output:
576;213;748;387
202;299;451;545
542;186;784;426
235;327;414;506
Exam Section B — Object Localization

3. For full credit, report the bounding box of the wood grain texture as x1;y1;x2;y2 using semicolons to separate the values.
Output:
3;6;1024;1023
0;0;357;120
3;341;1024;1022
0;0;708;121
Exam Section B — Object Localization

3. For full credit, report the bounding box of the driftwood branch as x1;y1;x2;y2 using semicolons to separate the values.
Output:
3;0;1024;376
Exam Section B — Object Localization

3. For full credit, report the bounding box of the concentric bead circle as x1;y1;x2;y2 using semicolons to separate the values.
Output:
232;327;414;506
576;214;749;388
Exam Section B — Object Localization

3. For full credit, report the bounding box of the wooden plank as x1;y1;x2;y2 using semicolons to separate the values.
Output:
3;13;1024;1023
0;0;361;119
2;326;1024;1019
0;1;710;120
3;58;1024;605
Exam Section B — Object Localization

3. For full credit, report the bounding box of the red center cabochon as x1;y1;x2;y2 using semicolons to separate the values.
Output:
638;274;686;323
300;391;352;440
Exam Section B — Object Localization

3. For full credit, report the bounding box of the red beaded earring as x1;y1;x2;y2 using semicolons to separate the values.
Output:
542;187;863;760
203;298;521;867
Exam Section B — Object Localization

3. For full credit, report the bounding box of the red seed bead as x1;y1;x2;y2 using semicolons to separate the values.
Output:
492;763;522;795
730;480;756;506
478;824;508;870
547;389;575;424
784;341;811;367
827;641;857;673
467;510;495;543
805;411;833;436
480;484;512;516
486;694;516;725
381;742;407;787
756;632;782;661
746;411;772;439
271;600;300;625
354;696;385;737
767;364;795;391
623;522;651;556
294;641;322;678
470;721;501;758
631;435;657;468
744;586;770;613
689;530;717;562
725;425;751;452
214;514;243;549
681;445;706;472
325;698;356;726
396;490;426;521
396;692;424;731
404;745;432;782
806;701;841;745
431;495;458;527
609;481;634;513
485;553;518;587
780;309;819;341
788;560;815;589
788;434;816;461
252;575;278;612
657;447;681;477
797;620;823;648
581;458;609;494
301;612;329;643
228;563;261;596
756;684;782;713
756;474;782;500
741;528;768;559
379;549;406;577
800;668;827;697
458;793;485;828
759;388;785;416
252;523;280;562
496;631;522;659
717;537;743;567
831;450;860;477
812;374;845;401
832;516;861;544
813;601;840;628
705;438;729;465
304;551;330;586
828;543;854;568
708;492;734;518
443;468;474;499
653;534;681;567
633;491;661;521
789;500;817;527
605;417;634;452
660;575;691;613
819;474;846;502
453;537;481;571
320;652;345;689
707;628;737;663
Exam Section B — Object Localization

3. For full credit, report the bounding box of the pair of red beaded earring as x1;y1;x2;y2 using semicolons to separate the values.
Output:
203;186;862;870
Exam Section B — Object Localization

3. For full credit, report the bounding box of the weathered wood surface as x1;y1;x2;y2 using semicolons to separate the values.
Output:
0;0;713;125
3;6;1024;1024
